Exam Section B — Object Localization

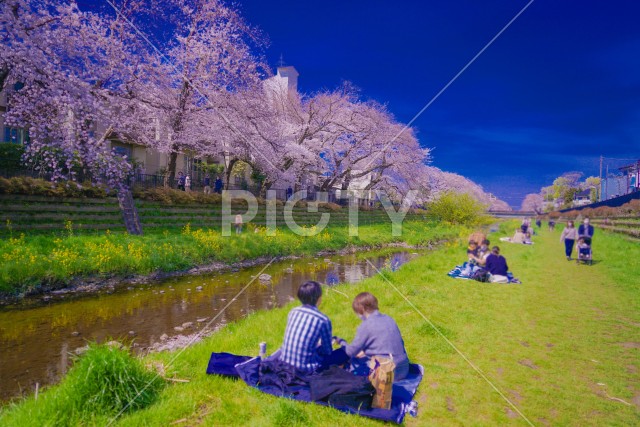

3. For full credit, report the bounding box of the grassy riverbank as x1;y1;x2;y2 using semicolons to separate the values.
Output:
0;221;460;296
2;222;639;426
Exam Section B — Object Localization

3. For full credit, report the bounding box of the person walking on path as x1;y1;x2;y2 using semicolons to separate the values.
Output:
185;175;191;192
578;218;595;240
560;220;578;260
235;214;243;234
177;171;185;191
214;176;223;194
203;174;211;194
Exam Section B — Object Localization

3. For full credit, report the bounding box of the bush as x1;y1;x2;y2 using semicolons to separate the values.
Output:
0;177;109;198
0;343;162;426
318;202;342;212
134;187;222;204
63;343;162;414
427;191;488;225
0;144;25;170
620;199;640;215
591;206;617;218
564;210;579;219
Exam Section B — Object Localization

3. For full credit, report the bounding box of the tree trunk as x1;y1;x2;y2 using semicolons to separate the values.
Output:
224;158;237;190
167;151;178;188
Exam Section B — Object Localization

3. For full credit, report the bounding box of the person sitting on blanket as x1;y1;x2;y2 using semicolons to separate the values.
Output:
467;240;479;261
338;292;410;381
473;239;491;266
485;246;510;282
278;280;343;372
511;229;526;244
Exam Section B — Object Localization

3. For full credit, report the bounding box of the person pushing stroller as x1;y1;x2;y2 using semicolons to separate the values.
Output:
577;218;595;265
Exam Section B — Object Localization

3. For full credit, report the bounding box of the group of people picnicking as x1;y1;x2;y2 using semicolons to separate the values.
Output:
267;281;410;382
448;230;522;283
176;171;224;194
500;218;536;245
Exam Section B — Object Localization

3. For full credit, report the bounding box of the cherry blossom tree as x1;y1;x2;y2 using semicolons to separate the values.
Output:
420;166;510;210
0;0;142;187
521;193;544;212
108;0;268;185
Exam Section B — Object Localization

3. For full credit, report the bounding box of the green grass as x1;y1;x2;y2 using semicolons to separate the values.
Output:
0;344;162;426
2;222;639;426
0;221;462;295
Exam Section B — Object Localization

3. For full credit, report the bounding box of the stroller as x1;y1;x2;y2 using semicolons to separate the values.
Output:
576;236;593;265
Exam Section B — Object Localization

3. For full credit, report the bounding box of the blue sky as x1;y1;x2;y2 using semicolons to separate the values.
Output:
238;0;640;207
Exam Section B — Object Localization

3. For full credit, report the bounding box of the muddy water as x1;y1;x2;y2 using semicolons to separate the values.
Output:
0;250;416;401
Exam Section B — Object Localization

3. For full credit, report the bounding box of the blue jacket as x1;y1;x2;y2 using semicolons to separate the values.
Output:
578;224;594;238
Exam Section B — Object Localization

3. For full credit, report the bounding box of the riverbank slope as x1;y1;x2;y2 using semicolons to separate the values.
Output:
0;221;460;299
2;222;639;426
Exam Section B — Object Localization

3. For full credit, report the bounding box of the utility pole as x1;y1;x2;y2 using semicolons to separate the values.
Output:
605;164;609;200
599;155;603;202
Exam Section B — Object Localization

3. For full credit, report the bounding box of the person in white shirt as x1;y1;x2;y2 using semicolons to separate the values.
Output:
234;214;243;234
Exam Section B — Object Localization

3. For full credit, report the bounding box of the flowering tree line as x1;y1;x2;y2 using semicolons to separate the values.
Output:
1;0;508;208
520;172;601;212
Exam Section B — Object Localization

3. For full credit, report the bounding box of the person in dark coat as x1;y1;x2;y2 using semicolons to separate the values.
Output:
485;246;508;276
578;218;595;242
214;177;223;194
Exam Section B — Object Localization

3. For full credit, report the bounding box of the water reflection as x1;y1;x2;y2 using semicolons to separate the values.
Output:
0;250;416;401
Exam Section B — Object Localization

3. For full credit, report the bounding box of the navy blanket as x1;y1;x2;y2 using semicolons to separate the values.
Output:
206;352;423;424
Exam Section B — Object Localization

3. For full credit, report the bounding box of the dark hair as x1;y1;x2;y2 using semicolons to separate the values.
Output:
352;292;379;315
482;239;490;245
468;240;477;246
568;220;574;227
491;246;501;255
297;281;322;306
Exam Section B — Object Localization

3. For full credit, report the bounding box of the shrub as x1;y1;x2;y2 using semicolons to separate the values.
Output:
620;199;640;215
134;187;222;205
0;343;162;426
318;202;342;212
564;210;579;219
63;343;162;414
427;191;488;225
0;177;109;198
579;207;594;219
0;144;25;170
591;206;617;218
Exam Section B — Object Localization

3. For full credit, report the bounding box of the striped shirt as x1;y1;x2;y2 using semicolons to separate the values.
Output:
279;305;333;371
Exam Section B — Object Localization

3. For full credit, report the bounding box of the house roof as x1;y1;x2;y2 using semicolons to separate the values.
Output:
618;161;640;172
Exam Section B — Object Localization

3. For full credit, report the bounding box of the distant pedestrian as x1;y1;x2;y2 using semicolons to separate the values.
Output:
203;174;211;194
286;186;293;200
235;214;243;234
185;175;191;192
177;171;185;191
535;218;542;228
548;220;555;231
560;220;577;260
214;177;223;194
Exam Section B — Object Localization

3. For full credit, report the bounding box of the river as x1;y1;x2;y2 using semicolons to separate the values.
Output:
0;249;417;402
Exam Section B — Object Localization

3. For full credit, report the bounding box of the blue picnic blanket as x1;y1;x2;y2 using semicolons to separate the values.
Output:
447;262;522;284
447;261;479;279
206;352;423;424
